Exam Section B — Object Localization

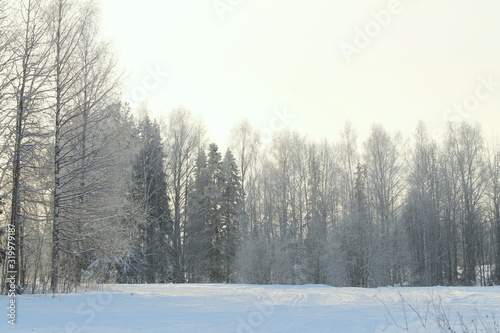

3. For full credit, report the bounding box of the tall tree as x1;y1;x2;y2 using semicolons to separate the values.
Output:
486;145;500;284
165;107;205;282
8;0;51;290
0;0;16;292
185;150;211;282
204;143;225;282
404;122;442;285
229;120;260;236
445;122;487;285
185;144;241;283
364;124;407;285
66;0;120;285
338;122;359;220
342;162;372;287
265;131;308;284
0;0;16;192
47;0;85;293
0;195;5;267
219;149;243;282
47;0;121;292
439;140;461;285
304;141;339;285
131;115;172;283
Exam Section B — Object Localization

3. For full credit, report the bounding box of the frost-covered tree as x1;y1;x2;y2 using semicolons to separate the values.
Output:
203;143;225;282
48;0;91;293
47;0;123;292
486;146;500;284
165;107;205;282
445;122;487;285
66;2;121;285
130;115;172;283
338;122;359;220
219;149;243;282
264;131;308;284
0;195;5;267
185;150;211;282
228;120;260;236
364;124;408;285
342;163;372;287
185;144;242;283
404;123;442;286
8;0;51;289
78;103;138;285
304;141;339;285
439;139;461;285
0;0;15;165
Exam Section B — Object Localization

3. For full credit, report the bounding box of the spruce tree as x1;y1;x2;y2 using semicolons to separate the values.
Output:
185;150;211;282
185;145;243;283
343;163;371;287
220;149;243;282
205;144;224;282
131;115;172;283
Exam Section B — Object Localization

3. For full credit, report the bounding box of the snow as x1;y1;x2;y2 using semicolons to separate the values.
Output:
1;284;500;332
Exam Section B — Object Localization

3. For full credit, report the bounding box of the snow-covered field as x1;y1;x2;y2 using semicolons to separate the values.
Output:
1;284;499;332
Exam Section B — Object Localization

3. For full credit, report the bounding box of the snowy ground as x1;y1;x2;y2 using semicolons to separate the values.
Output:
1;284;500;332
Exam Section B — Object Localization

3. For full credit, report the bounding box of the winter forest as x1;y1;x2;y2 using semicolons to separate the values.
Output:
0;0;499;295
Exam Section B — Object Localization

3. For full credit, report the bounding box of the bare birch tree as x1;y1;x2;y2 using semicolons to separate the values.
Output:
486;144;500;283
364;124;407;285
445;122;488;285
165;107;205;282
7;0;53;291
404;122;442;285
47;0;122;292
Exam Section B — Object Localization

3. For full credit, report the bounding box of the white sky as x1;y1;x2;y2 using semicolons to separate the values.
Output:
98;0;500;146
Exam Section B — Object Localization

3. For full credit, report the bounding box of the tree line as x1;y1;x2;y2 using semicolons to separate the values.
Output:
0;0;499;293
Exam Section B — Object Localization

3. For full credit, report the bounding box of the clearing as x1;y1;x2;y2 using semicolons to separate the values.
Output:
1;284;499;332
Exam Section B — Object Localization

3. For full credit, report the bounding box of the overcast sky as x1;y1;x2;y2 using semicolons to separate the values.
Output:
98;0;500;146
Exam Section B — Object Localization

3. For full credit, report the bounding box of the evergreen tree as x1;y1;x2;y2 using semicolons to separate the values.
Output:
131;115;172;283
205;144;224;282
185;144;242;283
342;163;371;287
220;149;243;282
185;150;211;282
304;146;328;284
